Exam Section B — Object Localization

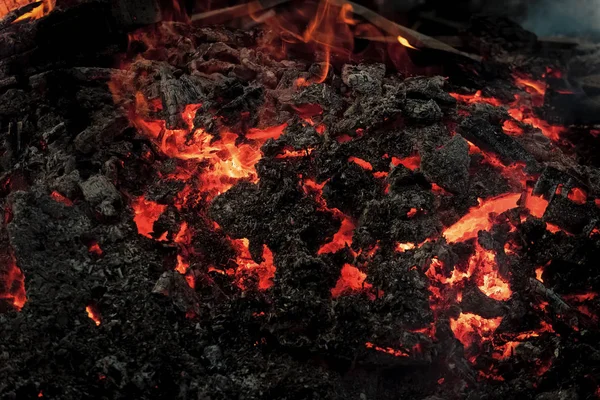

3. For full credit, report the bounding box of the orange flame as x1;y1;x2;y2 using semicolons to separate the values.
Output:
86;305;101;326
10;0;54;23
397;35;418;50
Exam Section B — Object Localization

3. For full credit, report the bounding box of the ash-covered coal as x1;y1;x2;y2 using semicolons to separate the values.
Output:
0;2;599;400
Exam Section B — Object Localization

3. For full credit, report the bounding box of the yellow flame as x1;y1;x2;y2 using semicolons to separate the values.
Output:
397;35;418;50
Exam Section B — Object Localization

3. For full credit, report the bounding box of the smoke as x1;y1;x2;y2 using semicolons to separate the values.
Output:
522;0;600;37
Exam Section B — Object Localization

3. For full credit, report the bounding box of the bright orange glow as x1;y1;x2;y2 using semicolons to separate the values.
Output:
365;342;409;357
318;217;356;254
514;76;546;97
391;154;421;170
523;189;549;218
231;239;275;291
567;187;587;205
449;91;503;107
86;306;101;326
502;120;524;136
469;244;512;301
397;35;418;50
349;157;373;171
450;312;502;351
443;193;520;243
331;264;373;298
407;208;418;218
1;257;26;310
10;0;54;23
339;3;358;25
396;242;415;252
246;123;287;140
51;191;73;206
131;196;167;239
535;267;544;283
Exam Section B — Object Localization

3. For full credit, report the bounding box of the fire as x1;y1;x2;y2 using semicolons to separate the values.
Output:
443;193;520;243
51;191;73;206
88;242;103;257
365;342;409;357
514;76;546;97
396;242;415;252
535;267;544;283
318;217;356;254
331;264;373;298
231;239;275;291
523;189;549;218
391;154;421;170
131;196;167;239
0;258;27;310
449;91;503;107
450;313;502;353
567;187;587;204
397;35;418;50
470;244;511;301
86;305;101;326
349;157;373;171
9;0;54;23
131;105;287;198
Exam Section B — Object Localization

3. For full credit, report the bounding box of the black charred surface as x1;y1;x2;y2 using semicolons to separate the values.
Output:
0;4;599;400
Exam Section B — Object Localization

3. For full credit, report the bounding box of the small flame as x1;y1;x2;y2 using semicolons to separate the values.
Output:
397;35;418;50
86;306;101;326
11;0;55;24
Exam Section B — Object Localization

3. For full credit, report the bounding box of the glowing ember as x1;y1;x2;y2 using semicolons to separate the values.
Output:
0;258;27;310
514;76;546;97
391;154;421;170
131;196;167;239
450;312;502;352
318;217;356;254
50;191;73;206
232;239;275;291
86;305;101;326
469;244;512;301
567;187;587;205
449;91;503;107
349;157;373;171
395;242;416;252
331;264;373;298
523;189;549;219
365;342;409;357
88;242;103;256
443;193;520;243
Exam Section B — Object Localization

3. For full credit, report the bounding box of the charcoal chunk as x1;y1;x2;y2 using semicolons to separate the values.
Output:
403;99;443;123
421;135;470;194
